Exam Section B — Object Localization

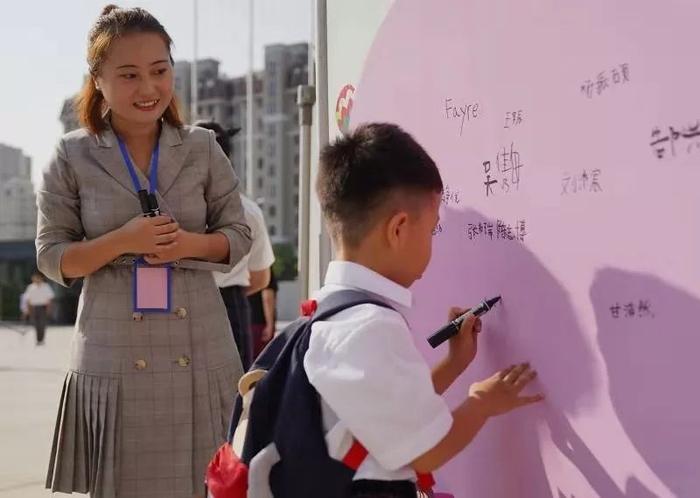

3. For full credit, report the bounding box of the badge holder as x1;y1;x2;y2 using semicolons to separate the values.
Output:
117;134;173;313
133;258;172;313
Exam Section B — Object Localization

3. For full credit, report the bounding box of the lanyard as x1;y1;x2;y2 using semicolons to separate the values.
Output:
116;135;161;216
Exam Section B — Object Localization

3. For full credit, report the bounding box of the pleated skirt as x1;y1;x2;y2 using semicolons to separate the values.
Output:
46;363;240;498
45;267;243;497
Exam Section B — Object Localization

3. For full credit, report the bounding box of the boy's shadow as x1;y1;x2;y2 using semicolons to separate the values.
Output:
591;268;700;497
548;409;659;498
408;207;656;497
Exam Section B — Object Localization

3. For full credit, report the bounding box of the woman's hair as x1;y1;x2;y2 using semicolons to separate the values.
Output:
75;4;183;134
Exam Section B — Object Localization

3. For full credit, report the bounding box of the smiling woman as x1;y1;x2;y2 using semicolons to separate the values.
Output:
38;5;252;498
76;4;182;136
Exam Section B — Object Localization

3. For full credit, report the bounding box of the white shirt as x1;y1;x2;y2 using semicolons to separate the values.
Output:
24;282;55;306
214;195;275;288
304;261;452;481
19;292;29;314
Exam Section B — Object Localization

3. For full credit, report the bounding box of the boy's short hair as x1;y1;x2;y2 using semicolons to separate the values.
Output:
317;123;443;247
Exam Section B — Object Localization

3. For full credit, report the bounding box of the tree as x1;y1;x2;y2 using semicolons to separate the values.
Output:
272;243;298;281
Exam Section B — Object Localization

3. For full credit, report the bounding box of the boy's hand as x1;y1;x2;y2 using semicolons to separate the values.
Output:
446;307;481;368
469;363;544;417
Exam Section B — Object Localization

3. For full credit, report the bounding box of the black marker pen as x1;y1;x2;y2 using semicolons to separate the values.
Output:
427;296;501;348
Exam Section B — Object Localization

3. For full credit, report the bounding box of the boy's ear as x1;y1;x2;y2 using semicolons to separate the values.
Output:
385;210;410;249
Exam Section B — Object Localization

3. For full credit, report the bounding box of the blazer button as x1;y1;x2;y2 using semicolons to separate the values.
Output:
134;359;147;370
175;307;188;319
177;355;191;367
132;312;144;322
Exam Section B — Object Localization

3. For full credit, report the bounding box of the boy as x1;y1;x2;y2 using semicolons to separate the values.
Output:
307;123;543;497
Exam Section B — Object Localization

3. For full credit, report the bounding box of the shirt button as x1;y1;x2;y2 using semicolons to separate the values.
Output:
177;355;191;367
132;312;144;322
175;307;188;319
134;359;147;370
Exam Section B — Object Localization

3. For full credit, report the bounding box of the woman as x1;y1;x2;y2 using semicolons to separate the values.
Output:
38;5;251;498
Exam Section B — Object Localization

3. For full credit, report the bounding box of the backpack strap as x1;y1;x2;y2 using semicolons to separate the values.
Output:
341;440;435;493
308;289;394;322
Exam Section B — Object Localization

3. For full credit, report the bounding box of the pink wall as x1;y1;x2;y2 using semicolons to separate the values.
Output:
350;1;700;496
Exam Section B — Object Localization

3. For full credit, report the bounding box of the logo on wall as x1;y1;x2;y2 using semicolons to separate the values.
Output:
335;84;355;135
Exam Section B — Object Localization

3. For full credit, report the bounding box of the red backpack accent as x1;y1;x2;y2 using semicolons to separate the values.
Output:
206;443;249;497
300;299;318;316
341;440;435;493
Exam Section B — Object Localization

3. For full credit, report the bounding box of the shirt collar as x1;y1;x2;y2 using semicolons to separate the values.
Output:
323;260;413;309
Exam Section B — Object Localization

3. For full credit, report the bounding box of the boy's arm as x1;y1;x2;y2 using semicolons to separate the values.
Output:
432;311;480;394
432;355;467;395
412;396;489;473
413;363;543;473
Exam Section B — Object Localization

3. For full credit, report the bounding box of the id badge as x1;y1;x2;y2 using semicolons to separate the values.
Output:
133;259;172;313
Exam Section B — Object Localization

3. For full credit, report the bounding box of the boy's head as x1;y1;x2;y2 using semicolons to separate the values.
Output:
31;271;45;284
317;123;443;287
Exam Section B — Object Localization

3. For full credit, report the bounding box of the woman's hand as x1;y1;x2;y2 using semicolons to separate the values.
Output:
143;229;191;265
115;215;179;255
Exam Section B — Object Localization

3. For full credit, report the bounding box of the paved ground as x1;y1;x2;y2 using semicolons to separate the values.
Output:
0;323;84;497
0;321;288;497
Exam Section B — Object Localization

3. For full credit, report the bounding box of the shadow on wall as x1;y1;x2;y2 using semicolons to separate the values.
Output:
592;268;700;497
410;207;657;497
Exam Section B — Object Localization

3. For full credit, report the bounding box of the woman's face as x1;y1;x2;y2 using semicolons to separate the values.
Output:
95;32;174;129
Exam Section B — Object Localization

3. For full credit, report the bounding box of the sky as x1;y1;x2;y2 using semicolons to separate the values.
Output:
0;0;312;186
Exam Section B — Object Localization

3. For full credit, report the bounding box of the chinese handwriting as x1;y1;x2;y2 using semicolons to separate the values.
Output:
504;110;524;129
610;300;654;319
441;184;462;206
432;223;444;237
445;98;480;136
466;219;527;242
482;142;524;197
581;63;630;99
561;169;603;195
649;121;700;159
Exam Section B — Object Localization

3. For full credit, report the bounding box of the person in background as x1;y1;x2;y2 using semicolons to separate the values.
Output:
23;271;54;345
249;267;278;358
196;119;276;371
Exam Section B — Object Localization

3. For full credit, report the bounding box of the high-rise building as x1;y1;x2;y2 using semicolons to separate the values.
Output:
176;58;265;195
59;98;80;133
259;43;307;244
175;43;308;244
0;143;36;241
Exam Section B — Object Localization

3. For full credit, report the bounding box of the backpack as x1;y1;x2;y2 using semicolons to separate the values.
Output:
205;290;435;498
